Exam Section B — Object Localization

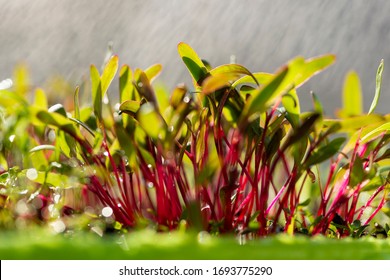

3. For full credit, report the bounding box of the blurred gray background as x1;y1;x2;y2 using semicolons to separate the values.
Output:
1;0;389;115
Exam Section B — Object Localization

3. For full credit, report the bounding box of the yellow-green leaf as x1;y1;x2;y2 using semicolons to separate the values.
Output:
368;59;384;115
342;71;362;117
178;42;208;84
145;64;163;83
119;100;141;115
101;55;119;97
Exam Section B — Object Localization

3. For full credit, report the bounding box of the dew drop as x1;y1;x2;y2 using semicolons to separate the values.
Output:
147;182;154;189
8;135;15;143
137;82;143;88
103;151;109;157
26;168;38;180
147;164;152;169
101;206;113;217
50;220;66;233
54;194;61;204
51;162;62;169
48;130;56;142
197;231;211;244
183;96;190;103
0;78;13;90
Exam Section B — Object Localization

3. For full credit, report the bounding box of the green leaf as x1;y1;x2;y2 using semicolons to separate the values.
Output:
305;137;345;167
34;88;48;109
282;113;320;150
36;110;84;141
119;100;141;115
119;65;134;103
209;64;259;85
26;170;70;188
170;85;187;108
323;114;385;132
137;103;165;140
350;156;364;188
73;86;80;121
134;70;157;105
90;64;102;121
361;122;390;143
202;73;237;94
178;42;208;84
282;89;300;128
342;71;362;116
13;63;30;96
144;64;162;83
240;66;289;123
294;54;335;88
361;176;385;192
101;55;119;97
232;72;273;89
368;59;384;115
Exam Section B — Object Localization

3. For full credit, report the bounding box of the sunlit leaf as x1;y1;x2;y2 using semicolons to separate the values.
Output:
232;72;273;89
145;64;163;83
323;114;385;132
34;88;48;109
73;86;80;120
36;110;84;140
305;137;345;167
137;103;165;140
361;122;390;143
240;66;289;123
90;64;102;120
210;64;258;85
119;100;141;115
134;70;156;105
202;73;236;94
13;63;30;96
282;89;300;128
294;54;336;88
368;59;384;115
101;55;119;97
342;71;362;117
178;42;208;84
119;65;135;102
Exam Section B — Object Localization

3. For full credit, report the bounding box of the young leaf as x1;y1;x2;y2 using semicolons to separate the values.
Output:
145;64;163;83
36;110;84;140
101;55;119;97
34;88;48;109
209;64;259;85
305;137;345;167
342;71;362;116
73;86;80;120
368;59;384;115
282;89;300;128
177;42;208;84
361;122;390;143
294;54;336;88
202;73;237;94
119;100;141;115
119;65;134;102
90;64;102;120
240;66;289;123
232;72;273;89
137;103;165;140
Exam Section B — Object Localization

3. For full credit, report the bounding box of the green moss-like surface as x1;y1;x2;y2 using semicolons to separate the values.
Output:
0;229;389;260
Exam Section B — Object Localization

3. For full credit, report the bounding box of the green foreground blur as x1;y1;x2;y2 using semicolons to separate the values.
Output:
0;229;389;260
